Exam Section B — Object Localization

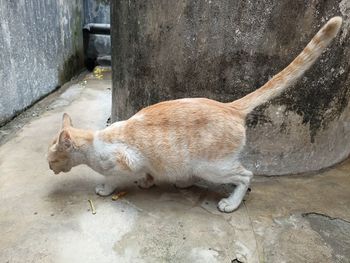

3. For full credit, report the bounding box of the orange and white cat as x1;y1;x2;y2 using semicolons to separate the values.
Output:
47;17;342;212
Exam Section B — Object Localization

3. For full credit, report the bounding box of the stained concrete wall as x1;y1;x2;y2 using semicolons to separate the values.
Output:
111;0;350;175
84;0;110;24
0;0;84;125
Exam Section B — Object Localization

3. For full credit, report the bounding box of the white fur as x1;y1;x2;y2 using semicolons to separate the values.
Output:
87;133;145;177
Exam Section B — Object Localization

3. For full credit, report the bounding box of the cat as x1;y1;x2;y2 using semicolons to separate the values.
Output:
47;17;342;212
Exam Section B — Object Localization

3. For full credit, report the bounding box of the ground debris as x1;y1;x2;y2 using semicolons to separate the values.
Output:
88;199;96;215
112;191;127;201
93;66;111;79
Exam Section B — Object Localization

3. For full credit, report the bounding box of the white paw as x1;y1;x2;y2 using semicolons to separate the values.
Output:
218;198;240;213
95;184;115;196
138;174;155;189
138;177;154;189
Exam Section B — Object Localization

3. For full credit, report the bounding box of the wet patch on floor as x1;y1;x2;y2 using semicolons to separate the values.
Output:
303;212;350;262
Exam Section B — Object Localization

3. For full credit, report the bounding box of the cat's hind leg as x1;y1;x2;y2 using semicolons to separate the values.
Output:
217;165;253;213
138;173;155;189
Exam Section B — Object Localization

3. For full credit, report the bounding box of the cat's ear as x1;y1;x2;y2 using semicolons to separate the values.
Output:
62;113;73;128
58;130;73;150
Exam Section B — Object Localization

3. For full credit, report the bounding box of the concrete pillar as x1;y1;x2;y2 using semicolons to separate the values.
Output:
111;0;350;175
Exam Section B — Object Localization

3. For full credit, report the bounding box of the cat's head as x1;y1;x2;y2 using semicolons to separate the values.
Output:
47;113;75;174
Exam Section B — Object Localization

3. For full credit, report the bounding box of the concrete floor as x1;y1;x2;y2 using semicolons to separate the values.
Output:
1;69;350;263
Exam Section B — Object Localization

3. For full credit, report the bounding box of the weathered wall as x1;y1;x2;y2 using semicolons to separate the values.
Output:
111;0;350;175
0;0;84;125
84;0;110;24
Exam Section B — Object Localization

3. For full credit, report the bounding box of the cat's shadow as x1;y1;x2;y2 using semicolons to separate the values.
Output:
46;178;236;215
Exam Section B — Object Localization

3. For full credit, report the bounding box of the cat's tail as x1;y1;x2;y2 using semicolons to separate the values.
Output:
230;17;342;115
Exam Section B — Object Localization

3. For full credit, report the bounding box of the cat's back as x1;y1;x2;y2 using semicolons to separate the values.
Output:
134;98;244;126
121;98;246;160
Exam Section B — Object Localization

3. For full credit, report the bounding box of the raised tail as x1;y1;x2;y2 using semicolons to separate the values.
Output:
231;17;342;115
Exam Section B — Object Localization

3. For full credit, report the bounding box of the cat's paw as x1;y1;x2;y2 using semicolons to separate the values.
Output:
95;184;115;196
218;198;240;213
138;174;155;189
138;177;155;189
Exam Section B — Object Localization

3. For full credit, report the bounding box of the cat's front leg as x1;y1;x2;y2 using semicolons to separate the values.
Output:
95;177;117;196
95;184;115;196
